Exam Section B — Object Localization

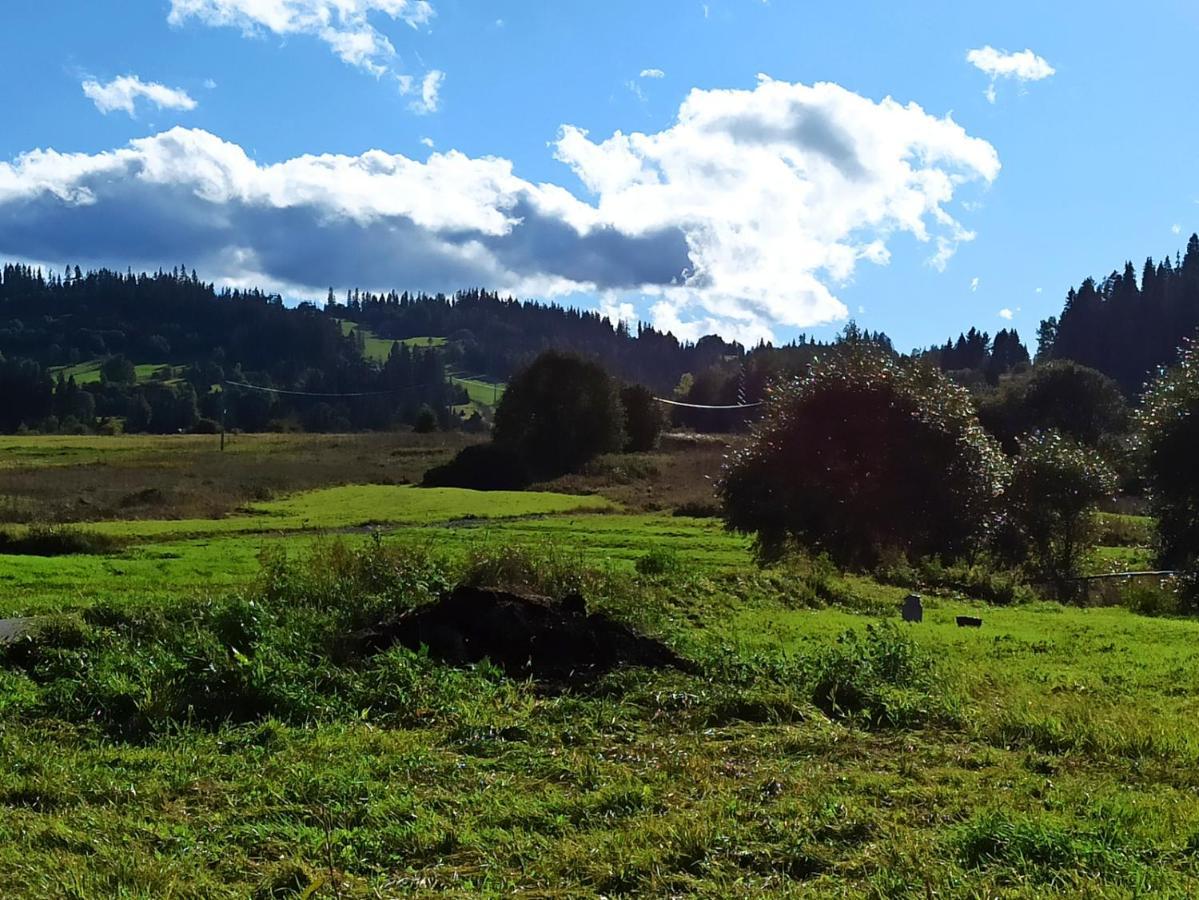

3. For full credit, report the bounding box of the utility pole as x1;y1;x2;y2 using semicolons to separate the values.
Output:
220;391;226;452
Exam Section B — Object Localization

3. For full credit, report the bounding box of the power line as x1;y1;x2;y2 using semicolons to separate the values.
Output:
223;379;442;398
653;397;763;410
225;380;760;410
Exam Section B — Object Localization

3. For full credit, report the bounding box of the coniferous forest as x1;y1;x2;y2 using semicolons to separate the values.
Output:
3;234;1199;435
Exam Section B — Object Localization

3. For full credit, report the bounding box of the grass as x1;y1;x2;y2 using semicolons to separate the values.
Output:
3;436;1199;895
5;536;1199;895
449;371;505;407
400;335;447;348
337;319;447;363
0;431;475;523
49;360;176;385
79;483;612;540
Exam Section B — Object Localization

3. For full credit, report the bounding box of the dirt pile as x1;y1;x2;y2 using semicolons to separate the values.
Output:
387;586;689;680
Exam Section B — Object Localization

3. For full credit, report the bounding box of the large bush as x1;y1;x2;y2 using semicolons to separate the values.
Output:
719;345;1008;566
1137;339;1199;593
620;383;665;452
999;431;1116;598
978;361;1128;451
493;351;625;478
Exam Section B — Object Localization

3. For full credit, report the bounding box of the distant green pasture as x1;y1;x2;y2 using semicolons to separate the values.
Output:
49;360;176;385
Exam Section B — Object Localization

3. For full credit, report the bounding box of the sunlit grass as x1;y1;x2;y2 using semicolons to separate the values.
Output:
3;439;1199;895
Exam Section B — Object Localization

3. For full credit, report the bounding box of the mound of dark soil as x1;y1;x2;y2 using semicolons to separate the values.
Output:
386;586;690;680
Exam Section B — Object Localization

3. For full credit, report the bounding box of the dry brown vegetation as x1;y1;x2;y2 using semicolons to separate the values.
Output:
0;432;476;524
535;433;736;513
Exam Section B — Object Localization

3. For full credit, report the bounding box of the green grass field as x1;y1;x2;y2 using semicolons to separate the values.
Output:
449;372;505;407
337;319;447;363
1;438;1196;896
49;360;178;385
334;319;504;411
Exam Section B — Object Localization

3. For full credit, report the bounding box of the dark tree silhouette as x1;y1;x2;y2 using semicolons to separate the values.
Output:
719;344;1009;567
493;351;625;478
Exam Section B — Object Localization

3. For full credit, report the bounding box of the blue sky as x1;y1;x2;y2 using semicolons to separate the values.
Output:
1;0;1197;351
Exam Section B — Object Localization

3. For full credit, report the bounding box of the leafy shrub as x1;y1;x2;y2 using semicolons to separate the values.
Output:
0;524;125;556
635;548;682;579
413;404;438;434
1136;338;1199;602
1094;513;1153;548
978;361;1129;452
620;383;664;452
672;501;721;519
719;343;1008;567
875;555;1031;605
999;431;1116;598
4;540;469;739
1118;578;1181;616
493;351;625;478
807;622;955;728
0;613;92;670
422;442;530;491
460;542;596;599
917;558;1032;606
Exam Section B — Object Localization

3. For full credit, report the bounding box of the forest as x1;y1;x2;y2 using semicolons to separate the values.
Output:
2;234;1199;437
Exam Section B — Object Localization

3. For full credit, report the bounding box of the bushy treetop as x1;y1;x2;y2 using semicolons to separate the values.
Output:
1135;337;1199;574
719;343;1009;566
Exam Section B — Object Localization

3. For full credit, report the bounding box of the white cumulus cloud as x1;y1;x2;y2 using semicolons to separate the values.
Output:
555;75;999;338
82;75;198;117
998;307;1014;320
0;76;999;343
967;46;1055;103
639;68;665;79
167;0;434;77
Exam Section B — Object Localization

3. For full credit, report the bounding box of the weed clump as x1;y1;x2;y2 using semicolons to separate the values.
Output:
0;523;125;556
635;548;682;579
0;538;684;738
672;500;721;518
808;622;957;728
956;810;1148;885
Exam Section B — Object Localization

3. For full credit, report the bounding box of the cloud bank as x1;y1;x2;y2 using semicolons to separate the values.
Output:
82;75;198;117
0;77;998;342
